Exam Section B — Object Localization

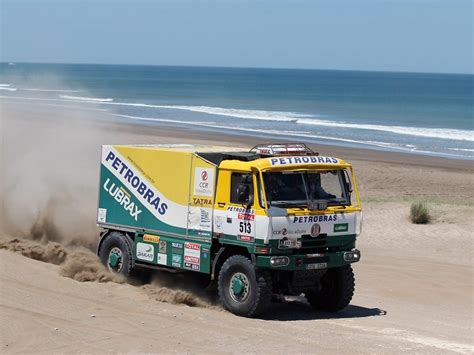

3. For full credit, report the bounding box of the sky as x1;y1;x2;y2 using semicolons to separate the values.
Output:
0;0;472;74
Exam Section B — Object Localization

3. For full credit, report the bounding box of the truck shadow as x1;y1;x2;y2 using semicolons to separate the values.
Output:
262;297;387;321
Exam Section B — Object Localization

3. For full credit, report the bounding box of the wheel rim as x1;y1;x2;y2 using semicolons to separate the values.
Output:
108;247;123;273
229;272;250;303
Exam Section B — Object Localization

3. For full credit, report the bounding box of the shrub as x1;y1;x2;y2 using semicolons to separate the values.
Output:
410;202;431;224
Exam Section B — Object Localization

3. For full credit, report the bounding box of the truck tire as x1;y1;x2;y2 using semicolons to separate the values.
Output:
218;255;272;317
305;265;354;312
99;231;135;277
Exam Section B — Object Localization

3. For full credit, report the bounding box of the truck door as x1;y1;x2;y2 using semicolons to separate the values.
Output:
213;171;256;243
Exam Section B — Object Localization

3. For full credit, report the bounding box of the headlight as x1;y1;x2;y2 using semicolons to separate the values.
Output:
270;256;290;267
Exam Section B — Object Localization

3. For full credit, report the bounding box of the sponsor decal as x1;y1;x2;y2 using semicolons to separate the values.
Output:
184;255;200;264
136;242;154;262
184;242;200;271
238;234;254;242
143;234;160;243
172;253;182;267
103;180;142;221
97;208;107;223
238;212;255;221
200;208;211;228
194;168;214;197
192;197;212;206
227;206;255;214
157;253;167;265
159;240;167;253
104;150;168;215
293;215;338;223
310;224;321;237
269;156;339;166
197;231;211;237
273;228;306;235
184;262;200;271
171;242;183;249
334;223;349;232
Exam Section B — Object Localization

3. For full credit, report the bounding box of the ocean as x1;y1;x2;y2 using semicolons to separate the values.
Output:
1;63;472;159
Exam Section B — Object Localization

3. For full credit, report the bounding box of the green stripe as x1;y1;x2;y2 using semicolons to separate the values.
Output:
98;166;186;236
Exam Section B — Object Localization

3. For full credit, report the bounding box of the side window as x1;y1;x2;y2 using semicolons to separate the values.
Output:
230;173;253;204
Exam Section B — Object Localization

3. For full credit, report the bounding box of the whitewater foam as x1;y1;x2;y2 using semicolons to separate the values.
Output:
59;95;113;102
297;118;474;142
1;94;473;149
23;88;84;93
0;87;17;91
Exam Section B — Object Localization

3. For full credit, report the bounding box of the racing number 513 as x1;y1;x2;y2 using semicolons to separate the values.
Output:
239;221;251;234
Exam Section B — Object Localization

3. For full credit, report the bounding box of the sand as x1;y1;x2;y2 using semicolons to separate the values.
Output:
0;101;473;354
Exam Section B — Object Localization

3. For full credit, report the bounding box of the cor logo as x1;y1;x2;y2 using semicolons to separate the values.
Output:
201;170;208;181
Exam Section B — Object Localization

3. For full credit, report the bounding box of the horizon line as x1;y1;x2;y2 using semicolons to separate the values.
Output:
1;60;472;76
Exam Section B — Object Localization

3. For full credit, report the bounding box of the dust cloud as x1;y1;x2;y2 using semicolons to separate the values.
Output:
0;82;217;309
59;250;126;283
0;236;67;265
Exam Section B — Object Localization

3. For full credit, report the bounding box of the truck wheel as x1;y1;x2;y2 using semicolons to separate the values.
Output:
218;255;272;317
99;232;135;277
305;265;355;312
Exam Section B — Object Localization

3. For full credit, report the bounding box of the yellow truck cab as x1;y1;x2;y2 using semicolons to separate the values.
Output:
97;143;362;317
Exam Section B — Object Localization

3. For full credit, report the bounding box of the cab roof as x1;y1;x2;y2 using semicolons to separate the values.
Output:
112;143;350;170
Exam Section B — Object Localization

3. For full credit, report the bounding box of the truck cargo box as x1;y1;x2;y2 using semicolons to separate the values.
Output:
97;145;218;241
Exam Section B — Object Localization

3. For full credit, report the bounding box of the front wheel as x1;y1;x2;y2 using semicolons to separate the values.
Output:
218;255;272;317
305;265;355;312
99;231;135;277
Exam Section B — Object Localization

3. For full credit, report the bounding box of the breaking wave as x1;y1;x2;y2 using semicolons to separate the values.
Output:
1;94;473;143
23;88;84;93
59;95;113;102
297;118;474;142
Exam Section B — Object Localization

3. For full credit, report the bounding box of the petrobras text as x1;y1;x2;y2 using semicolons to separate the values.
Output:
104;150;168;215
269;156;339;166
293;214;338;223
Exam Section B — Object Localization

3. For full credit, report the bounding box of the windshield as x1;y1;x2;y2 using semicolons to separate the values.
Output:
262;170;351;208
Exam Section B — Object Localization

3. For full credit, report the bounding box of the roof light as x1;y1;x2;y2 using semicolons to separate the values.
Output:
250;143;317;156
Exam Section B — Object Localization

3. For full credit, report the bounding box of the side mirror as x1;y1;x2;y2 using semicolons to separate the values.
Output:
236;183;253;207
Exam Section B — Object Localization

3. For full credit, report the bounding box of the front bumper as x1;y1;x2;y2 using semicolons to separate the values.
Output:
255;249;360;271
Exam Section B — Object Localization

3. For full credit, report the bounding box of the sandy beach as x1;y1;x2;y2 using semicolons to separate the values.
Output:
1;101;473;354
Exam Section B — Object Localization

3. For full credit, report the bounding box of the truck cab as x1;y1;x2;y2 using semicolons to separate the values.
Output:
97;143;362;317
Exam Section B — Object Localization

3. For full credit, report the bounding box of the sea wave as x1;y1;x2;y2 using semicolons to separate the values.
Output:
23;88;84;93
297;118;474;142
2;94;473;142
59;95;113;102
0;87;17;91
113;114;429;154
447;148;474;153
0;84;11;87
98;102;305;122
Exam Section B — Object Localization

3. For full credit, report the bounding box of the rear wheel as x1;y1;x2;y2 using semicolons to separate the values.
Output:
218;255;272;317
99;231;135;277
305;265;355;312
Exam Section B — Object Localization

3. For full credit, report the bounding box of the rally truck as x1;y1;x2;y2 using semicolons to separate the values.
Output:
97;143;362;317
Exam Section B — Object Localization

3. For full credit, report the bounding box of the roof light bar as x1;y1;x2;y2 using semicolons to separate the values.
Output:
250;143;317;156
